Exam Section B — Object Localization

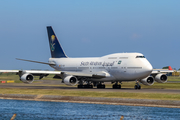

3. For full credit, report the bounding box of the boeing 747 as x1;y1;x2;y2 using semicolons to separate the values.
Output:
0;26;173;89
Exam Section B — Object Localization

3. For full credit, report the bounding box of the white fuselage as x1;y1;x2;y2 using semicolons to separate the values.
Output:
48;53;153;82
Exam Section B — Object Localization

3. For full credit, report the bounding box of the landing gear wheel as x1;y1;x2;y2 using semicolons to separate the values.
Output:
113;84;121;89
134;85;138;89
87;84;93;88
77;84;93;89
97;84;105;89
134;85;141;89
78;85;82;88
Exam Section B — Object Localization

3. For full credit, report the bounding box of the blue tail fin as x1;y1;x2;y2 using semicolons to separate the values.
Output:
47;26;67;58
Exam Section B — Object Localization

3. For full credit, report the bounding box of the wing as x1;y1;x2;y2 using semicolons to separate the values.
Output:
0;70;61;75
0;70;19;73
0;69;108;81
146;69;174;84
151;69;174;75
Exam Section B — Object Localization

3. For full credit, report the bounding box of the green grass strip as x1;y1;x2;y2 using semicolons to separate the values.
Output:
0;88;180;101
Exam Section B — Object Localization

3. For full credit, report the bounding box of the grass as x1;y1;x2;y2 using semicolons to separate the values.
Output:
0;88;180;101
167;76;180;81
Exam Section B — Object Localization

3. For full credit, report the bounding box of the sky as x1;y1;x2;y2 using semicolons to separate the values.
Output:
0;0;180;70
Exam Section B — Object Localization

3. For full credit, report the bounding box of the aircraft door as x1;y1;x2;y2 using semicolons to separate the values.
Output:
117;60;126;79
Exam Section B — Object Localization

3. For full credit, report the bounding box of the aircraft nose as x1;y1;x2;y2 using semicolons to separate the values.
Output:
144;63;153;74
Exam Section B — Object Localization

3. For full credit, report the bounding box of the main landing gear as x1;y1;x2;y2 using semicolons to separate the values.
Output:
134;81;141;89
78;84;93;88
112;82;121;89
78;83;105;88
97;82;105;89
77;81;93;88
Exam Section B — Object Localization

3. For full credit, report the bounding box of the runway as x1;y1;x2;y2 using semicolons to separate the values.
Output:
0;81;180;94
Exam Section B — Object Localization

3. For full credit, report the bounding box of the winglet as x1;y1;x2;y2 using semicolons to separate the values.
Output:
47;26;67;58
168;66;173;70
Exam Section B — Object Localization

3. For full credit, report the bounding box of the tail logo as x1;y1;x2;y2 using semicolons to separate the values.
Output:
50;35;55;51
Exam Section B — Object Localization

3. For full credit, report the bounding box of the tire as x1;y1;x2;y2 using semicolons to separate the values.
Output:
97;84;105;89
113;85;121;89
78;85;82;88
134;85;138;89
85;85;89;88
87;85;93;88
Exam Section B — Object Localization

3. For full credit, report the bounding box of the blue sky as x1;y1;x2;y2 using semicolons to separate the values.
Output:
0;0;180;70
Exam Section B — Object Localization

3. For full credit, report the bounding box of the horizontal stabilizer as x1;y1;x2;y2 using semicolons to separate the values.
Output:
16;58;55;65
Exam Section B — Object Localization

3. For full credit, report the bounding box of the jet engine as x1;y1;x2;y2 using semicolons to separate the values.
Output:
154;74;167;83
20;73;34;84
64;76;78;86
140;76;154;86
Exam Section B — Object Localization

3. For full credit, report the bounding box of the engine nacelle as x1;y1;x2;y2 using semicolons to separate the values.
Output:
64;76;78;86
155;74;167;83
20;73;34;84
140;76;154;86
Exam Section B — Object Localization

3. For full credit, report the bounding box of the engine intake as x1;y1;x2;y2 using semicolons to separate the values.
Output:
155;74;167;83
140;76;154;86
64;76;78;86
20;73;34;84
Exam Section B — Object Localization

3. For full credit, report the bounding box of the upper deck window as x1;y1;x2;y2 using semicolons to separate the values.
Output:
136;56;145;58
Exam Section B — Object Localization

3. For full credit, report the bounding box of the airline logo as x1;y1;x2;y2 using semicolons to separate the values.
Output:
118;61;122;64
50;35;55;51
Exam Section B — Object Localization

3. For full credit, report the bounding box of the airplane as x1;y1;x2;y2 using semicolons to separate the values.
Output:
0;26;173;89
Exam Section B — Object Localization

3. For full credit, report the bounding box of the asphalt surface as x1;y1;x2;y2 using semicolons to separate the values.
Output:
0;80;180;94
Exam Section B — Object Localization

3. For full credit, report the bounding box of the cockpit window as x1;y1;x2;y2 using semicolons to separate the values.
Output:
136;56;145;58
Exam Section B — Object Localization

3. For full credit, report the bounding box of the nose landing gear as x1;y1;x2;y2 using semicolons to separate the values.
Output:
134;81;141;89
